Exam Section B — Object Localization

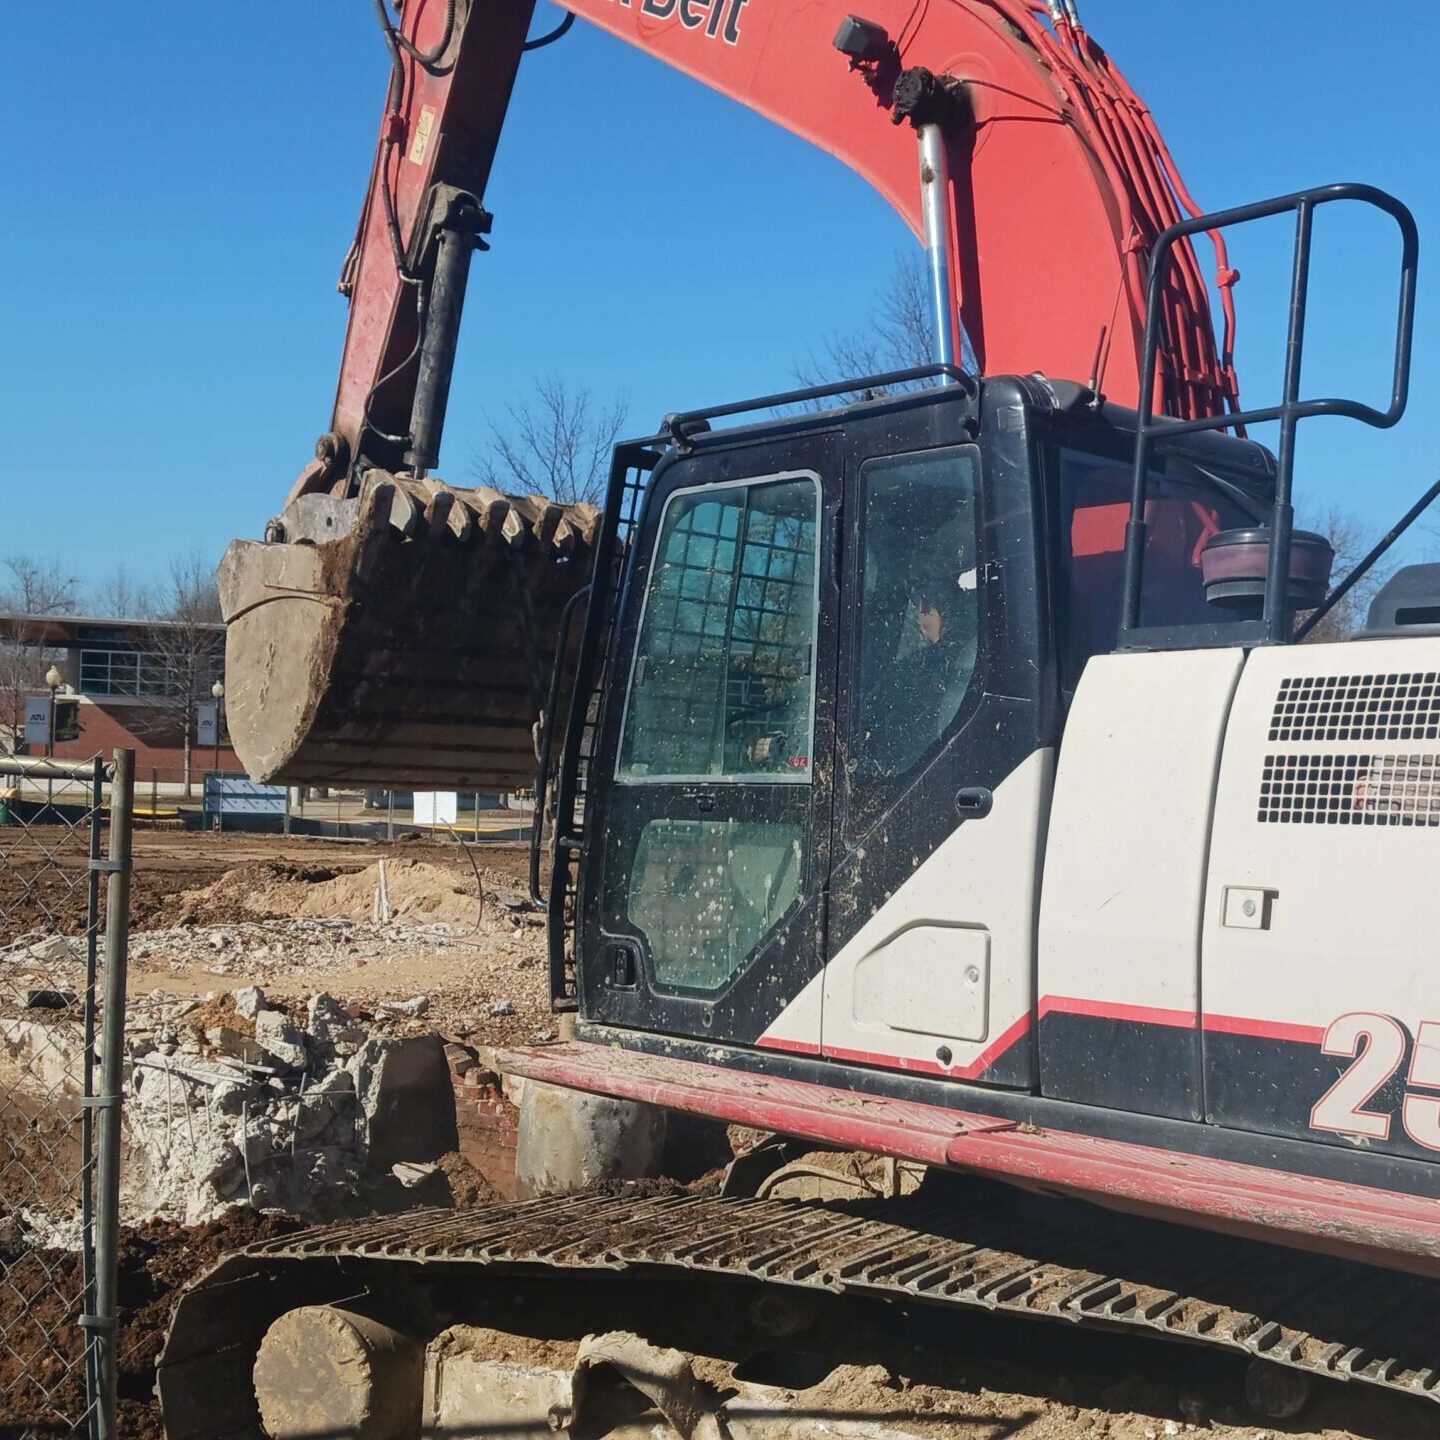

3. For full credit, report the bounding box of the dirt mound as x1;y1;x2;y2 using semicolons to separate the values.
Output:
294;858;487;928
433;1151;498;1209
174;856;502;931
170;860;350;926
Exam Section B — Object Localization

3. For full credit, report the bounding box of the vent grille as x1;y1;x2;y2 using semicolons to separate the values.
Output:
1258;753;1440;826
1270;673;1440;742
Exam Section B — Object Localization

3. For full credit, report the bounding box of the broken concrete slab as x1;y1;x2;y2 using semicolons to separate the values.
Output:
26;935;74;965
233;984;267;1019
205;1025;268;1066
376;995;430;1020
306;992;366;1053
391;1161;439;1188
254;1010;308;1071
348;1034;457;1174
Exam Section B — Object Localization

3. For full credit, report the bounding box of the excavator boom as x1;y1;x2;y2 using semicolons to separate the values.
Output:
220;0;1240;789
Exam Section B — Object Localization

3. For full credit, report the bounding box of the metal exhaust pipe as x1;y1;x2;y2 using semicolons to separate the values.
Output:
918;123;957;381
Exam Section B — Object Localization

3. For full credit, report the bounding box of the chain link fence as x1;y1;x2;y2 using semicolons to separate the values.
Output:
131;766;532;842
0;752;133;1440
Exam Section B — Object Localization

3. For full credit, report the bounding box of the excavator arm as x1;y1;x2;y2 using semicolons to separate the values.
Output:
219;0;1240;789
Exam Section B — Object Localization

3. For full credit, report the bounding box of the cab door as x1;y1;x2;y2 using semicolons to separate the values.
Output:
818;391;1053;1088
578;432;840;1052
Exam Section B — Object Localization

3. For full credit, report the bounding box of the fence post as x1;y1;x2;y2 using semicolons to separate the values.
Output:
93;749;134;1440
81;755;105;1435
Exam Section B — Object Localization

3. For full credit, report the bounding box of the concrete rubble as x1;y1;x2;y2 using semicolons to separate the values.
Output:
1;925;462;1227
122;990;458;1224
127;915;471;983
0;850;559;1237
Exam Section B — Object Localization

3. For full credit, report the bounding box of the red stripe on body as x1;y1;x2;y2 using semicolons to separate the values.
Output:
1040;995;1197;1029
822;1012;1032;1081
763;1001;1323;1069
1201;1012;1326;1046
757;1035;822;1056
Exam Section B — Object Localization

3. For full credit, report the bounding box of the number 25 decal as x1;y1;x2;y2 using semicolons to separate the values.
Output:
1309;1013;1440;1149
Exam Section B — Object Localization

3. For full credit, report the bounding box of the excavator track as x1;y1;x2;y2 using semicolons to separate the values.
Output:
160;1188;1440;1435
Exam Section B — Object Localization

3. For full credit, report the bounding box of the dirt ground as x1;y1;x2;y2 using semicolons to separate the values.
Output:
4;826;554;1048
2;827;1435;1439
0;1207;301;1440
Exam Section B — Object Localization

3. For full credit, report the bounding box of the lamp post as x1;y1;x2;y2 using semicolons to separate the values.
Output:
43;664;62;811
210;680;225;775
44;665;62;758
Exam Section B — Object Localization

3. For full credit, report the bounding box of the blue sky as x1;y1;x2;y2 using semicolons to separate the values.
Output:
2;2;1437;589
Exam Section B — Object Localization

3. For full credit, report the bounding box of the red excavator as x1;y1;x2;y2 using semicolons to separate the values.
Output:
176;1;1440;1435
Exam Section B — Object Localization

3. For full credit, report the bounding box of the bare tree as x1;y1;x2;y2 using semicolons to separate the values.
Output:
0;557;80;752
91;565;158;620
796;251;975;398
474;376;629;507
0;631;47;754
1297;505;1391;644
0;555;81;616
128;555;224;795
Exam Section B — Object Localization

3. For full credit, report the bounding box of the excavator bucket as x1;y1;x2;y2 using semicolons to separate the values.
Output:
217;472;599;790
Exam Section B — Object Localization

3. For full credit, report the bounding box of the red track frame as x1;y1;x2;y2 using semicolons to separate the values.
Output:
497;1039;1440;1278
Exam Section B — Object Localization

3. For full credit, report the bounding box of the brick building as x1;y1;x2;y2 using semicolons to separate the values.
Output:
0;611;237;778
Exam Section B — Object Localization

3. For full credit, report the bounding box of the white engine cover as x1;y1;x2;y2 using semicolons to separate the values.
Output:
1202;637;1440;1157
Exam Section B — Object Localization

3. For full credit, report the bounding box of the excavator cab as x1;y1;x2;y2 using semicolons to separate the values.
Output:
542;371;1274;1070
543;182;1421;1104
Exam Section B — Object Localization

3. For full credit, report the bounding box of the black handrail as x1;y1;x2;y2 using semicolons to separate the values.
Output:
1120;183;1419;647
546;440;662;1009
662;363;973;447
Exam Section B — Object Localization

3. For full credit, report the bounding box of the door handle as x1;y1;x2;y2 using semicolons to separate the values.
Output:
682;788;717;813
955;786;993;818
604;942;640;990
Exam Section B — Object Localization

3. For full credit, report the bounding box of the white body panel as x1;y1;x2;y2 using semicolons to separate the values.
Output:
1039;648;1244;1022
814;748;1052;1080
1203;638;1440;1034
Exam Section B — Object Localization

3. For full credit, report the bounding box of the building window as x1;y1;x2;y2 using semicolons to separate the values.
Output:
78;646;222;700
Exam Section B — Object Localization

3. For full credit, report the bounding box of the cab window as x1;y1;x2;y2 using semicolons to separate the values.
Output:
850;445;982;827
619;475;819;783
1060;450;1259;686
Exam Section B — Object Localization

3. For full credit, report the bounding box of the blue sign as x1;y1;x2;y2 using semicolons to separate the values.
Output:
203;774;288;819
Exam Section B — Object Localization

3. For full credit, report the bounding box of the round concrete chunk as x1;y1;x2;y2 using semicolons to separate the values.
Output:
253;1305;421;1440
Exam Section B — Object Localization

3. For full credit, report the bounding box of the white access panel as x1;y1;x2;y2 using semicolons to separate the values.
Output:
1038;647;1244;1032
1202;637;1440;1037
817;747;1052;1080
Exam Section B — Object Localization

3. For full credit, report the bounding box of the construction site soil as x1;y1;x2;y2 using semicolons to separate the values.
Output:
0;1208;300;1440
2;829;1435;1439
